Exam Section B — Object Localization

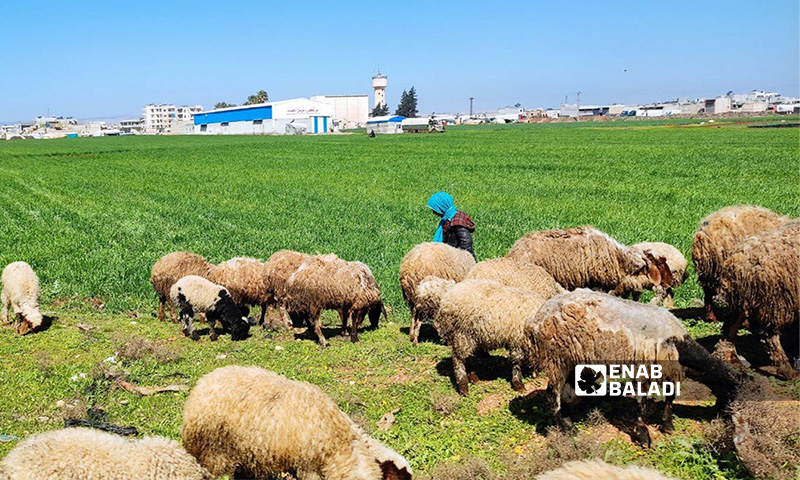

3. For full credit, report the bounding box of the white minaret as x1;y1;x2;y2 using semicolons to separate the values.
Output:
372;69;387;109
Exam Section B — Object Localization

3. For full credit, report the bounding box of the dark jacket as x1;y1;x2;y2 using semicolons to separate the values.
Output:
443;211;476;258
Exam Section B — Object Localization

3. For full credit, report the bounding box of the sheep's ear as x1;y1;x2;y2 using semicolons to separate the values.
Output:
644;251;672;288
380;461;412;480
218;289;229;298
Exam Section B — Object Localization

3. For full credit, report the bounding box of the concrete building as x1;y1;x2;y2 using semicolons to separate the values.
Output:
119;118;144;134
192;97;333;135
372;70;387;109
703;97;731;114
143;104;203;133
310;95;369;128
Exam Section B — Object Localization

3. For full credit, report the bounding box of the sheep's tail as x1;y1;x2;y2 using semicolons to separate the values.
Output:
675;336;742;409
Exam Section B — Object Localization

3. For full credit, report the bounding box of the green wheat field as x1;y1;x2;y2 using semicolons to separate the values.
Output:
0;117;797;479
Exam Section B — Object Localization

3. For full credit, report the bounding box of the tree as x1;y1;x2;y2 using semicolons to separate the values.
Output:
244;90;269;105
395;86;418;118
214;102;236;109
371;103;389;116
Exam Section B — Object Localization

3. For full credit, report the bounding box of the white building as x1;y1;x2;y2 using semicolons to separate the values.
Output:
192;98;333;135
703;97;732;115
311;95;369;128
143;104;203;133
372;71;387;109
365;115;404;135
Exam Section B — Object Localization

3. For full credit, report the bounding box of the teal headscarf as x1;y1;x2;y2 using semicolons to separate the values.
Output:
427;191;458;242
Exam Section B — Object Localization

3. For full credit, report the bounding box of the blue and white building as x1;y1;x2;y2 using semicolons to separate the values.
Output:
192;98;334;135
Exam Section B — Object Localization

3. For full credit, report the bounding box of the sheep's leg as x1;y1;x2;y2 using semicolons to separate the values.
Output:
630;291;642;302
349;309;362;343
157;297;166;322
409;308;419;345
453;354;469;395
661;394;675;433
258;302;267;327
180;308;199;341
703;286;718;322
663;288;674;309
633;397;652;447
338;308;349;334
309;311;327;348
722;311;745;342
206;312;219;341
509;348;525;392
548;378;572;431
764;332;798;379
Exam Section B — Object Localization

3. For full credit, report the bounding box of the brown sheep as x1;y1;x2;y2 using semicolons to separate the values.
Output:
263;250;311;328
465;257;565;298
285;254;385;347
692;205;788;322
528;290;742;446
399;243;475;345
150;251;214;323
435;280;548;395
209;257;270;325
182;366;412;480
631;242;688;308
506;226;672;299
719;220;799;378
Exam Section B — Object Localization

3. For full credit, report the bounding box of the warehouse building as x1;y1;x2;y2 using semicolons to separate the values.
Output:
310;95;368;128
192;98;333;135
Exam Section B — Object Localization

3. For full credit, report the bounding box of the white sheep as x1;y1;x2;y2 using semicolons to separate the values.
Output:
1;261;43;335
182;366;412;480
169;275;250;341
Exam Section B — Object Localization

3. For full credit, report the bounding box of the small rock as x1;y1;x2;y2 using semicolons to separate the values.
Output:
275;345;284;351
0;434;19;442
119;399;129;405
38;416;50;423
104;355;117;364
56;400;65;408
130;321;137;325
215;354;227;360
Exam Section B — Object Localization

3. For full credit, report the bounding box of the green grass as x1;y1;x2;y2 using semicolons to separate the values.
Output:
0;119;797;478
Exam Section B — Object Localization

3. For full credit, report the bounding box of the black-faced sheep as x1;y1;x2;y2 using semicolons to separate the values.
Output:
209;256;270;325
150;251;214;323
399;242;475;345
630;242;688;308
285;254;385;347
536;459;675;480
527;289;742;447
169;275;250;341
263;249;311;328
0;427;213;480
718;220;799;379
465;257;565;298
181;366;412;480
1;261;43;335
506;226;673;299
692;205;787;322
434;279;547;395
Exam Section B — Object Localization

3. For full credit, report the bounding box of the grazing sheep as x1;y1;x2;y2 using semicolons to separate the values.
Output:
692;205;787;322
150;251;214;323
536;460;675;480
263;249;311;328
465;257;565;298
630;242;688;308
528;290;742;446
506;226;673;299
1;261;43;335
182;366;412;480
399;242;475;345
0;427;213;480
412;276;456;323
435;279;548;395
285;254;385;347
719;220;799;378
209;256;271;326
169;275;250;341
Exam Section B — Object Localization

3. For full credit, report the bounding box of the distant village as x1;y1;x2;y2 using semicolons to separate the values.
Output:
2;71;798;140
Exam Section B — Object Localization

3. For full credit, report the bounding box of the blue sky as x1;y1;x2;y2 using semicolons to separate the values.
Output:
0;1;797;121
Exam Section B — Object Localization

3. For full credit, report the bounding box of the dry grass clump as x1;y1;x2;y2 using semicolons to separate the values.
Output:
430;391;460;416
425;457;497;480
113;334;179;363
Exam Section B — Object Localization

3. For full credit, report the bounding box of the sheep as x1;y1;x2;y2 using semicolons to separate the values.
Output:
399;242;476;345
209;256;271;326
285;254;385;347
692;205;788;322
464;257;565;298
412;276;456;323
434;279;548;395
150;251;214;323
527;289;742;447
181;365;412;480
0;427;213;480
629;242;687;308
169;275;250;341
506;226;673;300
718;220;799;379
536;460;675;480
1;261;43;335
263;249;311;328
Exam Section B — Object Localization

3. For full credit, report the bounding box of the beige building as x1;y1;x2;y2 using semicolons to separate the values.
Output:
143;104;203;133
372;71;387;109
311;95;369;128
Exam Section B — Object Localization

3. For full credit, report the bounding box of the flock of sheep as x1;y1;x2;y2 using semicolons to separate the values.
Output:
0;204;797;479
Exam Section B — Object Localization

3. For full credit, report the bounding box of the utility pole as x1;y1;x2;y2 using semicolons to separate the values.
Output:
469;97;474;117
577;91;582;120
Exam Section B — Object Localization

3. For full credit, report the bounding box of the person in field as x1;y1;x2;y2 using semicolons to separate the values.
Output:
426;191;476;258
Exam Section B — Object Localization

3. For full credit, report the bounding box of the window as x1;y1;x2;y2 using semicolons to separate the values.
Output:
221;122;229;127
200;124;207;132
253;119;262;125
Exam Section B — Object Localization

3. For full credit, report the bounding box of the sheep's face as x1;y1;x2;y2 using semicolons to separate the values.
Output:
380;461;413;480
16;318;34;335
215;290;251;341
643;251;674;289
